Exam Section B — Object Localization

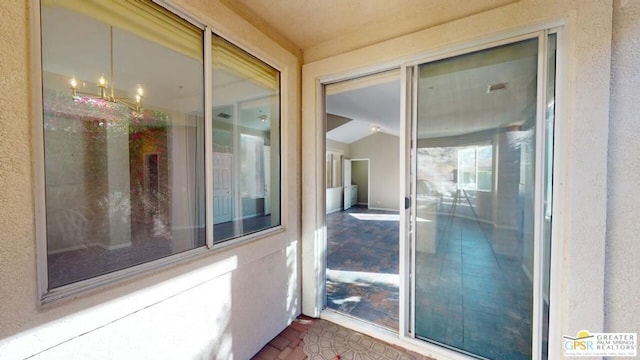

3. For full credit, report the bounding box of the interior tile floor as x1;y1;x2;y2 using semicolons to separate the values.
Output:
48;214;274;287
326;206;400;330
325;204;541;359
415;215;533;359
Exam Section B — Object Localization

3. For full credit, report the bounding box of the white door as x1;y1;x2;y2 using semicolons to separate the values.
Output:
213;152;233;224
343;159;352;210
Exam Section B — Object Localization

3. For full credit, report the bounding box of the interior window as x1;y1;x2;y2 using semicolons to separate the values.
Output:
211;34;281;243
39;0;282;293
40;0;206;288
457;145;493;191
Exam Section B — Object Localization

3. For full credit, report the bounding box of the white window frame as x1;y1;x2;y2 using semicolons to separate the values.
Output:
31;0;284;304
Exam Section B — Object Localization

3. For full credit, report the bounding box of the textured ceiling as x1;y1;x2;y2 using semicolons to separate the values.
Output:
222;0;517;61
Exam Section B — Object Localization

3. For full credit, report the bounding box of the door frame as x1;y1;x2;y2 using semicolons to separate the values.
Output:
301;11;609;358
342;158;352;210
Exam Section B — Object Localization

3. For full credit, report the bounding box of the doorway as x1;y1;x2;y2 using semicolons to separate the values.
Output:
312;29;557;360
350;159;369;207
324;70;402;330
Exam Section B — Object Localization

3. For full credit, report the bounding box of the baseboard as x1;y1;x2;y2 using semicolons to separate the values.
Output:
368;206;399;212
47;243;88;255
96;241;133;251
51;241;132;254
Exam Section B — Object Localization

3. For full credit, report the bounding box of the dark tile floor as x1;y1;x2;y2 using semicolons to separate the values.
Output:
326;206;400;330
326;205;539;359
48;214;274;287
415;215;533;359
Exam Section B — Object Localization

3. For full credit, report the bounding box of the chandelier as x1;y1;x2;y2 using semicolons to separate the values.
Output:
68;27;144;113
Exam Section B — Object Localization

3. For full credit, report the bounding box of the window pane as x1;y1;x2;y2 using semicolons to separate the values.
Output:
414;38;539;359
477;145;493;191
212;34;281;243
41;0;205;288
457;147;477;190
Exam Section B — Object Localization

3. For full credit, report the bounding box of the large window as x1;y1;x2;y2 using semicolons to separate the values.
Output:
457;145;493;191
38;0;281;295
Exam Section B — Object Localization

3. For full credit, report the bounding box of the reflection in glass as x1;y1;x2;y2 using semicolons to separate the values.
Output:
414;38;546;359
211;34;281;243
542;33;557;360
41;1;205;288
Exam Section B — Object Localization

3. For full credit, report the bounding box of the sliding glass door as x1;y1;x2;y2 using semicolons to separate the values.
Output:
410;33;556;359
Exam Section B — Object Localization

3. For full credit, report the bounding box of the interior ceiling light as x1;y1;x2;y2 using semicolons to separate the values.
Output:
371;125;381;132
258;109;269;123
68;27;144;113
487;82;508;93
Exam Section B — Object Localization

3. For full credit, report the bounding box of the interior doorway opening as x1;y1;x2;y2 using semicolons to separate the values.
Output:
350;159;369;207
324;69;401;330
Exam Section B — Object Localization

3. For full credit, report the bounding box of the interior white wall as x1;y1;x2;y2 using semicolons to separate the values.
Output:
325;187;343;214
605;0;640;333
0;0;300;359
301;1;613;357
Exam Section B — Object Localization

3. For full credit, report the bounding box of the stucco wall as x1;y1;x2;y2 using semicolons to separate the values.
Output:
0;0;35;339
605;0;640;334
0;0;301;358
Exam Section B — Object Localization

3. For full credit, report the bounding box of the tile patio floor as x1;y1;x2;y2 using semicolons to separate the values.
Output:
251;315;434;360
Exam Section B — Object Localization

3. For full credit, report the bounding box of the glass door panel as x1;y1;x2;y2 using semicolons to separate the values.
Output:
413;38;541;359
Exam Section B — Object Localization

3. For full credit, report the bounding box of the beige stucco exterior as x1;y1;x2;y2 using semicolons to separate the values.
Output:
606;0;640;334
0;0;300;358
0;0;638;358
